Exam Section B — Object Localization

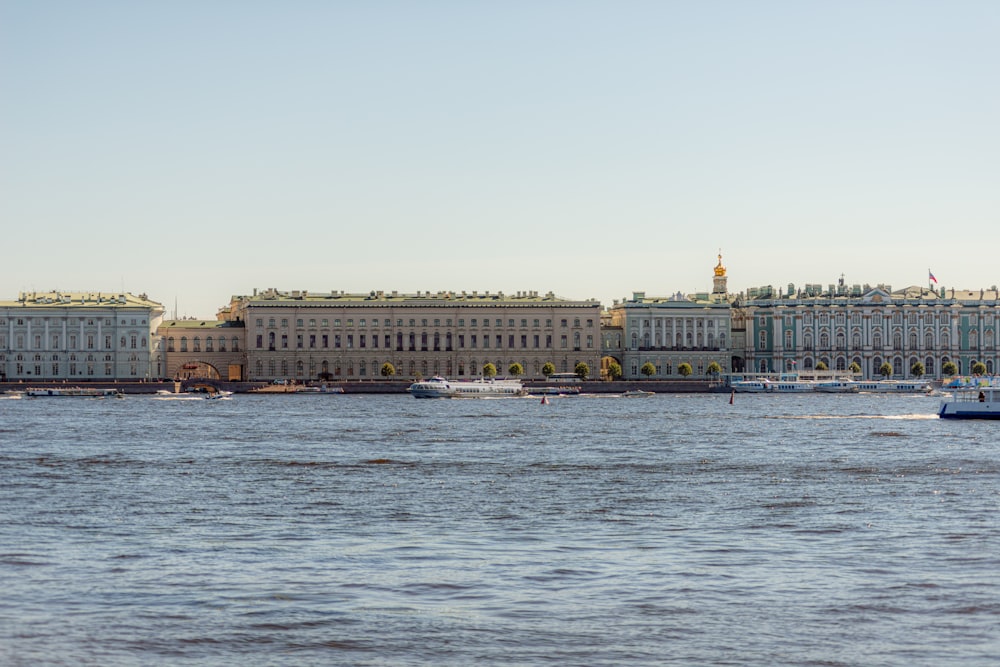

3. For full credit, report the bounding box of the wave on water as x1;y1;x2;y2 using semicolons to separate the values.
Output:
766;413;939;420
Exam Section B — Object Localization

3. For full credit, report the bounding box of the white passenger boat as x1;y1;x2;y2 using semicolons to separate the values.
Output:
25;387;123;398
939;378;1000;419
851;380;933;394
731;378;816;393
408;376;526;398
730;380;773;393
815;380;859;393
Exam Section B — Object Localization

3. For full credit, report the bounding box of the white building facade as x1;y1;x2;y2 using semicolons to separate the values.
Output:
0;292;165;381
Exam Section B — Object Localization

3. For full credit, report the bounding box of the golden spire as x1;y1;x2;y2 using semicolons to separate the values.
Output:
714;251;726;277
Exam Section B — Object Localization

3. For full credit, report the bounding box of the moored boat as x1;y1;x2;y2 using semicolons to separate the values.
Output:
815;380;859;393
851;380;933;394
25;387;123;398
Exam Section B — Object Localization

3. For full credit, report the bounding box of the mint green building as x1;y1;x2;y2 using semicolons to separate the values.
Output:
743;280;999;380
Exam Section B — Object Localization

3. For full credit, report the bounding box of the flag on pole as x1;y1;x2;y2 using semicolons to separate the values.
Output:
928;269;938;284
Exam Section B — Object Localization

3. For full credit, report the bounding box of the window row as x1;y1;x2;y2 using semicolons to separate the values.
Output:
254;317;593;329
255;332;595;351
1;334;147;350
166;336;241;353
253;357;582;379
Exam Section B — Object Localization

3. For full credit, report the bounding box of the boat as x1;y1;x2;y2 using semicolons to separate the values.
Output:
730;379;773;393
815;380;859;393
25;387;123;398
939;378;1000;419
621;390;655;398
408;376;527;398
730;378;816;393
203;390;233;400
851;380;933;394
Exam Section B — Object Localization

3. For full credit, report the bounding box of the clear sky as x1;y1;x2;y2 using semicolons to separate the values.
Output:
2;1;998;318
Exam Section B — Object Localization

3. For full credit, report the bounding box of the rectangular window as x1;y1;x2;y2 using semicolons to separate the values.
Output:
508;335;514;348
521;335;527;348
281;334;288;349
257;334;263;348
496;334;502;348
335;335;341;348
471;335;477;349
322;334;328;348
561;335;568;348
347;335;354;348
360;335;366;348
533;335;540;348
309;334;316;348
296;335;303;348
458;334;465;348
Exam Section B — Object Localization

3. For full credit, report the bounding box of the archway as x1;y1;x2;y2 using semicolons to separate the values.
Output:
174;360;222;380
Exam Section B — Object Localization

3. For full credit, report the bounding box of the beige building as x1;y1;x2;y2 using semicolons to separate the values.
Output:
203;288;603;382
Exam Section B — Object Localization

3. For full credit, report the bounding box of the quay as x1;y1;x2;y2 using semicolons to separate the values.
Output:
1;380;717;395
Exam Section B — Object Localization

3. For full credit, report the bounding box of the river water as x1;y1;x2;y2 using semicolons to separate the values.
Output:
1;391;998;666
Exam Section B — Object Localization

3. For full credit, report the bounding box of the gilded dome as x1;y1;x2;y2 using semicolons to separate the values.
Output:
714;253;726;277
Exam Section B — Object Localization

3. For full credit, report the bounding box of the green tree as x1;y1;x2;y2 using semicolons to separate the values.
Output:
606;361;622;380
678;362;693;377
879;362;893;379
508;362;524;378
972;361;987;376
848;361;862;374
942;361;958;377
380;362;395;378
574;362;590;380
815;361;828;371
910;361;925;378
482;363;497;379
541;362;556;378
706;361;722;376
640;362;656;378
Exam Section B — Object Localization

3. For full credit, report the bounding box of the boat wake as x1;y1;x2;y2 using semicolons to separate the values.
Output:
767;414;939;421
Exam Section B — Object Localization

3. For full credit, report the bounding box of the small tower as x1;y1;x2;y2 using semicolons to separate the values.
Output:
712;252;728;295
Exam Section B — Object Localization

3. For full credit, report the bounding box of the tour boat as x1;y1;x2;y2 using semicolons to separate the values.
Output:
25;387;123;398
730;378;816;393
814;380;859;393
850;380;933;394
408;376;526;398
939;378;1000;419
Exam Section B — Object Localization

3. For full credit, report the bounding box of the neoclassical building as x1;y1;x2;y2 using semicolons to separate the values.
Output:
605;256;734;379
159;288;603;382
0;291;165;381
742;280;1000;379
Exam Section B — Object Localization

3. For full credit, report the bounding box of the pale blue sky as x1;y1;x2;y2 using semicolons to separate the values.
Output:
2;1;998;318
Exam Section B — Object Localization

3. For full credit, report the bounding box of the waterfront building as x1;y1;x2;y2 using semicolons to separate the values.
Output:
181;288;603;382
158;319;246;380
604;256;734;380
742;279;1000;379
0;291;165;381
